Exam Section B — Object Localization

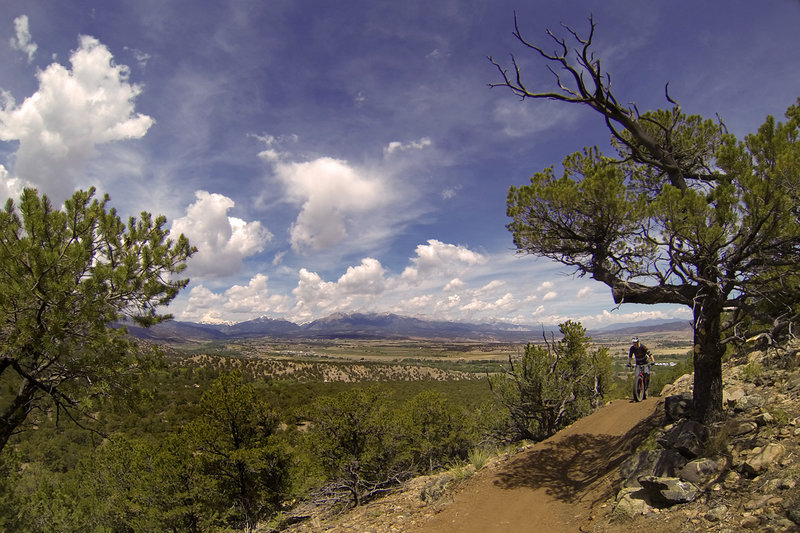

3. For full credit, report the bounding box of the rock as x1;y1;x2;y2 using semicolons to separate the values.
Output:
621;449;689;488
420;476;450;503
724;385;746;406
637;476;699;506
739;515;761;529
660;374;693;397
787;496;800;525
730;420;759;435
735;394;766;412
620;451;661;488
755;412;775;426
657;419;709;459
743;443;786;476
677;457;727;487
664;392;694;421
612;488;652;518
613;487;652;519
744;494;770;510
705;504;728;522
722;470;740;489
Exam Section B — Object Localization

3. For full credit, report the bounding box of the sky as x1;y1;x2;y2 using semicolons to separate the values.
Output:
1;1;798;328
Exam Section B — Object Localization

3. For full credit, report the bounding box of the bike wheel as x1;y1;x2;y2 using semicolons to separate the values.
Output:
632;374;645;402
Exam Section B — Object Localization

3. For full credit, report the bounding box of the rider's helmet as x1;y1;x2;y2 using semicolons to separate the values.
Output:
631;336;639;343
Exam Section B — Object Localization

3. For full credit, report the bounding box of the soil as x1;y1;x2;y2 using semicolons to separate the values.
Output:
406;397;661;533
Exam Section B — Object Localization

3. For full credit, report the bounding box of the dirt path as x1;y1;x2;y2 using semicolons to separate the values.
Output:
407;397;661;533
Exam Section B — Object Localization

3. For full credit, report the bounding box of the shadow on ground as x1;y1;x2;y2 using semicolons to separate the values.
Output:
493;402;662;505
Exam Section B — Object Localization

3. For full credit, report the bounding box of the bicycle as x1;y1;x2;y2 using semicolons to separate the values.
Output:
628;363;652;402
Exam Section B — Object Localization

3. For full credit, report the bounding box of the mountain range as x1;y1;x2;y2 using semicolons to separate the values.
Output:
124;312;691;343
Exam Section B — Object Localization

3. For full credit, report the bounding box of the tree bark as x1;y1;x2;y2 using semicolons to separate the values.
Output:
0;379;38;451
692;297;725;424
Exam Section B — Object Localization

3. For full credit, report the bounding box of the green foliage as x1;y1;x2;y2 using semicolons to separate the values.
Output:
741;361;764;383
0;187;194;450
467;446;493;470
304;387;404;507
397;390;476;474
303;385;482;507
488;321;612;441
186;371;292;530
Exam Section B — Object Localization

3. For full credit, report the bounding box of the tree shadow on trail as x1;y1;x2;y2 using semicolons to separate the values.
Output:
493;407;661;506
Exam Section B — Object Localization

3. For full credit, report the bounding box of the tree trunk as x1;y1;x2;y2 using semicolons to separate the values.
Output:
692;299;725;424
0;379;38;451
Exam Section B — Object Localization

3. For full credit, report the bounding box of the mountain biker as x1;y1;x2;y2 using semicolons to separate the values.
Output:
628;337;655;398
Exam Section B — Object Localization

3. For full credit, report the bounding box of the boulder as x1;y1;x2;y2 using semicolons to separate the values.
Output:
637;476;698;506
620;449;688;488
660;373;693;397
612;487;652;519
677;457;727;487
743;443;786;476
657;419;708;459
664;392;694;422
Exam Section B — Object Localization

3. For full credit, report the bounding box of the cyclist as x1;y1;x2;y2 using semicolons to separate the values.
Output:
628;337;655;398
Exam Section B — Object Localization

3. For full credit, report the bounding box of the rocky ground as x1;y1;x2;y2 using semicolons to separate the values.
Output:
274;341;800;532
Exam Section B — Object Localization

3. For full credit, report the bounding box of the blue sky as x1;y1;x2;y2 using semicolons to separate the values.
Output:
1;1;798;327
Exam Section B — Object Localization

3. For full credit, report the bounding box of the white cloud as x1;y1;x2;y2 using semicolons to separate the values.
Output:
10;15;37;63
575;307;692;329
542;291;558;301
0;164;23;201
171;191;272;278
441;184;462;200
577;287;593;298
337;258;388;295
274;157;389;253
291;268;343;321
0;34;153;201
290;257;390;321
384;136;432;155
180;274;289;323
401;239;487;284
444;278;464;291
493;99;581;138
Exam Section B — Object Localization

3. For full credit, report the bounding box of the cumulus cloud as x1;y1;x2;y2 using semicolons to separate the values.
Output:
542;291;558;301
274;157;389;253
291;257;390;321
0;34;153;201
10;15;37;63
180;273;289;323
337;258;388;295
444;278;464;291
401;239;486;284
171;191;272;278
384;136;432;155
577;287;593;298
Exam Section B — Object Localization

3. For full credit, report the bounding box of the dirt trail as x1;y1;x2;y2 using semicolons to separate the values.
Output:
408;397;661;533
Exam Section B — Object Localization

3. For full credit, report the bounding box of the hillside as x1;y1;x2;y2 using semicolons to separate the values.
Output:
278;341;800;532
